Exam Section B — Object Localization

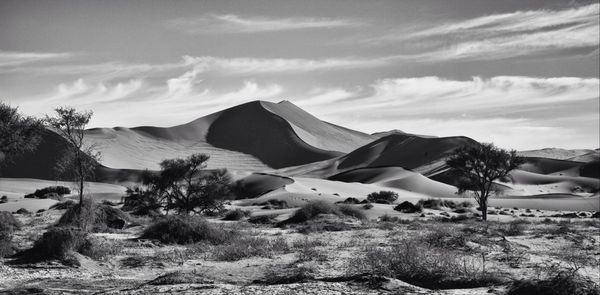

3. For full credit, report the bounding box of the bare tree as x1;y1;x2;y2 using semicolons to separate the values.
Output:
0;102;44;165
45;107;100;216
446;143;524;221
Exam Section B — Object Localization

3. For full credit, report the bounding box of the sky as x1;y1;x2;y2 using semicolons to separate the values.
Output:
1;0;599;150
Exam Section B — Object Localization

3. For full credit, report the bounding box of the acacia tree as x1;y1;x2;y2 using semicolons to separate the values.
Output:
446;143;524;221
151;153;232;215
0;102;44;165
45;107;100;213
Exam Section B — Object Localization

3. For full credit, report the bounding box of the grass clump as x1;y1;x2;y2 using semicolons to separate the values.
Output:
211;236;289;261
12;227;120;266
147;271;213;285
222;208;251;221
260;263;315;285
417;198;473;210
282;201;366;225
367;191;398;204
507;271;600;295
0;211;22;257
140;215;233;245
350;239;503;289
56;198;129;232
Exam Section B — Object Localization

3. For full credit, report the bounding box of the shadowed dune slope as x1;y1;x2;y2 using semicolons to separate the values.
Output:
519;148;598;161
84;100;372;171
206;101;349;169
0;129;141;183
337;134;480;171
234;173;294;199
329;166;458;198
519;157;584;175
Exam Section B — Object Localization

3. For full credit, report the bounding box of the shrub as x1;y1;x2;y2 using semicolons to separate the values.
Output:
253;199;289;209
394;201;421;213
261;263;314;285
0;195;7;203
12;227;120;266
24;186;70;199
350;239;503;289
501;220;528;236
294;238;327;262
15;208;31;214
0;211;22;257
248;215;276;224
337;197;360;204
507;272;600;295
417;199;472;210
211;236;289;261
140;215;233;245
222;209;251;221
148;271;213;285
122;188;161;216
283;201;366;224
367;191;398;204
363;203;374;210
56;198;129;232
337;205;367;220
50;200;76;210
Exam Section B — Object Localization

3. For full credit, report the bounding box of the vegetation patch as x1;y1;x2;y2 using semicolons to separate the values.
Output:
24;186;70;199
56;198;130;232
507;272;600;295
366;191;398;204
350;238;503;289
282;201;366;225
12;227;121;266
140;215;234;245
222;208;251;221
147;271;214;285
0;211;22;257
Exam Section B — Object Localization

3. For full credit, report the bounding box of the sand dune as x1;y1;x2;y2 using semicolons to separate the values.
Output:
329;166;458;198
519;148;597;161
84;100;373;171
0;178;127;212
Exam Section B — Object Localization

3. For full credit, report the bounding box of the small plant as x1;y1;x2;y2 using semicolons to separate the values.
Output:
367;191;398;204
282;201;366;225
56;198;129;232
211;236;289;261
0;211;22;257
222;208;251;221
507;271;600;295
147;271;213;285
140;215;233;245
24;186;71;199
0;195;7;203
12;227;120;266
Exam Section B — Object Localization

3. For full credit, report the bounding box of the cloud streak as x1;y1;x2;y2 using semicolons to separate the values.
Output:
168;14;362;34
373;3;599;61
0;51;71;67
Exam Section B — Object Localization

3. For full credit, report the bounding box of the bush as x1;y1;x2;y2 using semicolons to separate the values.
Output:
15;208;31;214
507;272;600;295
283;201;366;225
222;209;251;221
211;236;288;261
337;197;360;204
12;227;119;266
122;188;161;216
417;199;472;210
261;263;314;285
148;271;212;285
50;200;76;210
248;215;276;224
24;186;70;199
394;201;422;213
56;198;129;232
140;215;233;245
0;195;7;203
367;191;398;204
363;203;374;210
350;239;503;289
0;211;22;257
501;220;528;236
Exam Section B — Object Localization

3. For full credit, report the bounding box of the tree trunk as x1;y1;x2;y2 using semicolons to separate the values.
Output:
481;195;488;221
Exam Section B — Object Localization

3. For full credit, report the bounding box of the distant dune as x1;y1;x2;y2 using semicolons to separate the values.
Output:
84;100;374;171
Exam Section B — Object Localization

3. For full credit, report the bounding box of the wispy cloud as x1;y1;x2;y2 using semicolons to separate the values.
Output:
167;14;363;34
372;3;599;61
320;76;600;117
0;51;71;67
182;55;388;75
